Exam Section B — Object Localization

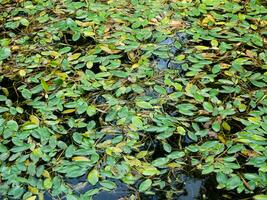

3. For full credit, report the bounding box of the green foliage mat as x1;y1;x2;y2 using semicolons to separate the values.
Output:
0;0;266;199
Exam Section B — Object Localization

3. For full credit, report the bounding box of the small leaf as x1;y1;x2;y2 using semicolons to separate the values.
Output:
176;126;186;135
254;195;267;200
211;39;218;47
132;116;143;128
154;85;167;95
43;178;53;189
212;121;220;132
139;179;152;192
68;53;81;61
0;47;11;60
136;101;153;109
41;79;49;92
203;102;213;112
100;180;117;190
26;196;36;200
87;168;99;186
86;105;97;116
141;166;160;176
72;156;90;162
152;157;169;167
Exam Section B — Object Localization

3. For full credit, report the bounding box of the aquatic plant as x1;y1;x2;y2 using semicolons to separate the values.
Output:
0;0;266;199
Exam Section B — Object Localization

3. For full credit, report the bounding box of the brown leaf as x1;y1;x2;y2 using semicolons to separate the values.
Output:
208;131;218;139
170;20;185;29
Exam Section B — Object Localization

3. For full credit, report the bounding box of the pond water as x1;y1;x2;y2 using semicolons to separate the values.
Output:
39;172;253;200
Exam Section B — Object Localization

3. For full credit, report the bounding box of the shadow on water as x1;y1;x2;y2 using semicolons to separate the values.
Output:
41;176;130;200
37;172;256;200
151;32;190;76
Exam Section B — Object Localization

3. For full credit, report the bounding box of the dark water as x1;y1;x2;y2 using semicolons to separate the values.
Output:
153;32;189;76
62;175;129;200
40;174;211;200
0;174;255;200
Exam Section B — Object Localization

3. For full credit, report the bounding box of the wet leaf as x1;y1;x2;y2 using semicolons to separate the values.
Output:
86;105;97;116
139;179;152;192
87;169;99;186
136;101;153;109
0;47;11;60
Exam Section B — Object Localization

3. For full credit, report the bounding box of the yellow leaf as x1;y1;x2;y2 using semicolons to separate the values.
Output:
68;53;81;61
99;44;120;54
41;79;49;92
26;196;36;200
62;109;76;114
124;156;142;166
248;117;261;124
195;46;209;50
202;14;215;26
250;24;257;30
28;186;39;194
38;193;44;200
106;147;122;155
131;63;139;69
42;170;50;178
72;156;90;161
50;51;60;58
136;151;148;159
238;104;247;112
84;30;95;37
86;61;94;69
54;71;68;80
96;140;112;148
30;115;40;125
176;54;185;61
218;134;226;144
211;39;218;47
75;20;94;27
222;121;231;131
2;87;9;96
167;162;182;168
185;83;193;94
19;69;26;77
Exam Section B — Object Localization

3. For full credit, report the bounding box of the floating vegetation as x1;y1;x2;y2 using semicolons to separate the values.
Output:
0;0;266;199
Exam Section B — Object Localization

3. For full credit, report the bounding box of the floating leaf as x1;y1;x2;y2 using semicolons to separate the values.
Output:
139;179;152;192
86;105;97;117
136;101;153;109
0;47;11;60
87;168;99;186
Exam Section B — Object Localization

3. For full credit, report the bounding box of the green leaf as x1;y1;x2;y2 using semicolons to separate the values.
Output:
253;195;267;200
154;85;167;95
141;166;160;176
86;105;97;117
21;89;32;99
139;179;152;192
152;157;169;167
43;178;53;189
132;116;143;128
22;122;39;130
99;180;117;190
203;102;213;112
176;126;186;135
0;47;11;60
87;168;99;186
136;101;153;109
41;79;49;92
20;18;30;26
212;121;220;132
